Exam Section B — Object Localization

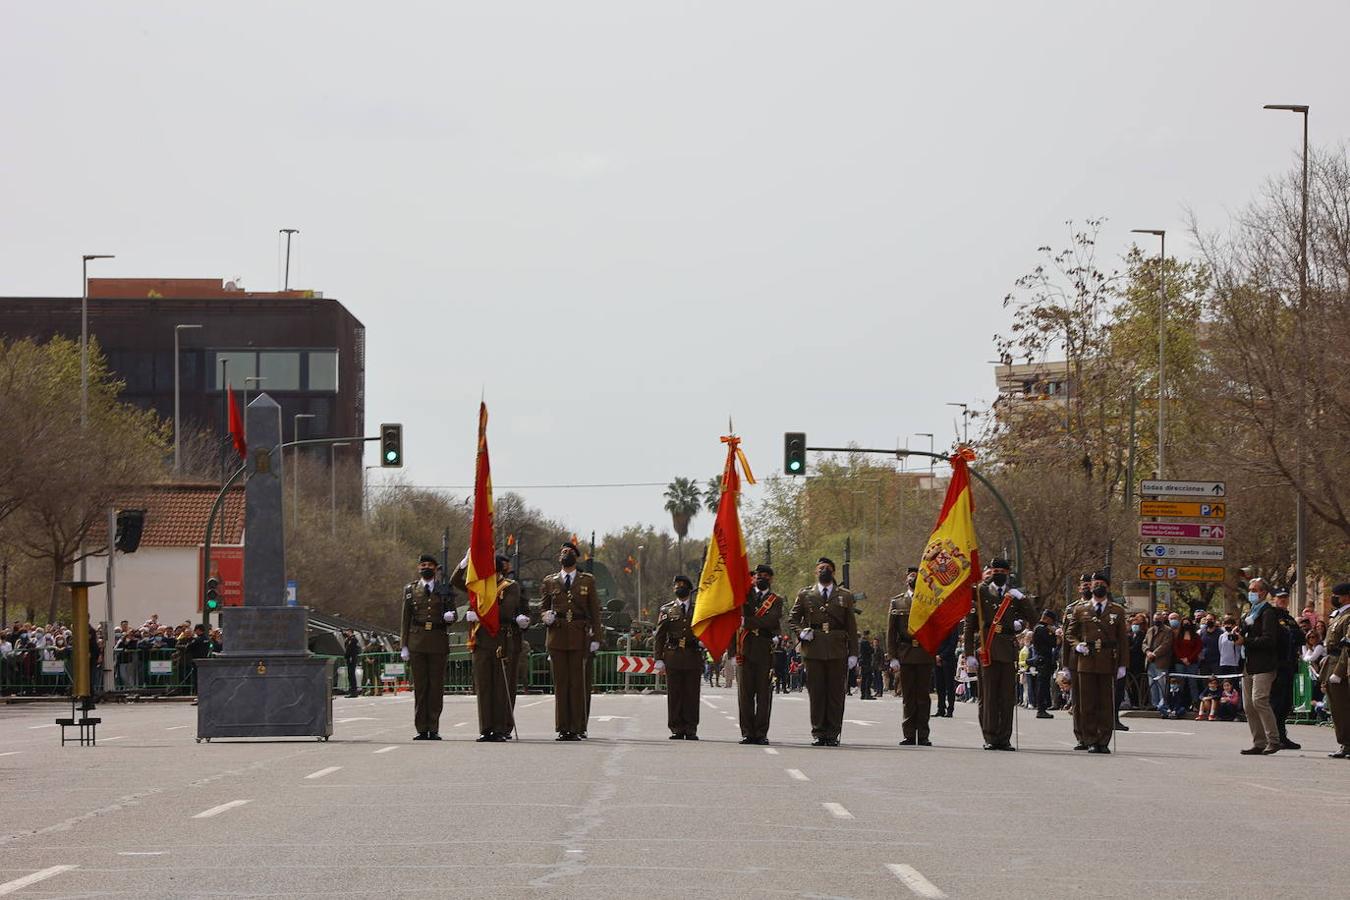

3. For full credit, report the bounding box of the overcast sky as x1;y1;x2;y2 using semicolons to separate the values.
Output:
4;1;1349;541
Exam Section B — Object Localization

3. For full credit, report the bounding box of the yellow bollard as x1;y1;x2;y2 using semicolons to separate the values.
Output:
60;580;102;699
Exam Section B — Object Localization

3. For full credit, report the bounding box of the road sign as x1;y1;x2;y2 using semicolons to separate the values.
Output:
1139;543;1226;561
1138;522;1226;541
1138;564;1226;583
616;656;656;674
1140;480;1225;498
286;580;298;607
1139;500;1226;519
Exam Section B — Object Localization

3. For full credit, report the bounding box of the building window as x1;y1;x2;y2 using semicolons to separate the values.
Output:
259;351;302;390
307;350;338;392
210;351;256;389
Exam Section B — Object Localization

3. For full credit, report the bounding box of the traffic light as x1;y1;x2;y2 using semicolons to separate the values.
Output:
114;509;146;553
204;577;222;612
784;432;806;476
380;423;403;467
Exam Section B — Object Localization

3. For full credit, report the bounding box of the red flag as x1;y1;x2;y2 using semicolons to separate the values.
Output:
464;402;500;639
227;385;247;459
690;434;756;662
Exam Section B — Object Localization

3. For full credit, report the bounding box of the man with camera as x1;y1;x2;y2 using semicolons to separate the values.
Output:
399;554;457;740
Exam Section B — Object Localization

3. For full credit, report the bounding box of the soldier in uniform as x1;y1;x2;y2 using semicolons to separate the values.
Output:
1321;582;1350;759
737;564;783;745
452;553;532;742
1063;574;1094;749
963;558;1033;750
538;542;601;741
1065;573;1128;753
400;554;458;740
887;567;936;746
654;575;704;739
788;557;860;747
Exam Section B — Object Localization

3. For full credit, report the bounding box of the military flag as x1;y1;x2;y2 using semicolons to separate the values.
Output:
691;433;756;662
464;402;500;638
227;385;247;459
910;447;981;655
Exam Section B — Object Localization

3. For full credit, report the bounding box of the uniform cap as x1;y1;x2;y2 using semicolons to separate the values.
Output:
990;558;1012;570
755;564;774;576
418;554;438;566
906;566;919;574
1079;573;1093;583
672;574;693;588
1091;571;1110;583
1041;609;1058;622
816;557;836;569
1333;582;1350;597
560;541;579;553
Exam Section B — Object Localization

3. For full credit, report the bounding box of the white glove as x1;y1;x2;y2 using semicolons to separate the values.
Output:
443;610;457;623
542;610;557;626
464;610;478;623
589;641;600;653
889;659;900;672
771;636;780;647
400;647;410;661
654;660;666;673
1009;588;1025;600
1013;619;1025;632
1116;666;1126;679
799;628;814;642
848;656;858;670
515;614;530;628
1331;674;1343;684
1075;642;1089;655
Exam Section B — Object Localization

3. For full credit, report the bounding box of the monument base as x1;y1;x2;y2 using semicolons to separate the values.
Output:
195;656;334;741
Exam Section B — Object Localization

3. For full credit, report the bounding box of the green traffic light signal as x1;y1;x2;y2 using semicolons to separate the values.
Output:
205;576;221;611
380;423;403;468
784;432;806;476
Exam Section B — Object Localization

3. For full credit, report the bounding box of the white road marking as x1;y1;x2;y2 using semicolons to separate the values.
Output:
1242;782;1280;793
336;717;377;723
0;865;78;896
701;698;719;709
822;802;854;819
305;766;342;780
1137;757;1163;765
27;724;58;729
886;863;947;898
192;800;252;819
591;716;633;722
1130;730;1194;735
374;745;399;754
0;752;20;757
763;747;779;755
453;722;467;728
785;768;809;781
103;736;126;742
117;852;167;856
519;699;548;708
166;725;191;730
844;719;878;726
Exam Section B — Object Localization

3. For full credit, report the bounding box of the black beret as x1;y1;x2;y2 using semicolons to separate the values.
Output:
672;574;693;588
1041;609;1058;622
906;566;920;574
419;554;438;565
755;564;774;576
1332;582;1350;596
1092;571;1110;583
560;541;579;553
817;557;836;568
1080;573;1094;583
990;558;1011;570
495;554;512;567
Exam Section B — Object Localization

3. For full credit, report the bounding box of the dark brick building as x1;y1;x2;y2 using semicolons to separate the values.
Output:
0;277;365;447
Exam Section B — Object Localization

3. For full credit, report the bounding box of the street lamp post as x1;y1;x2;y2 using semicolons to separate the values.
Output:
78;254;114;580
946;402;970;444
1130;228;1167;478
914;432;935;478
280;228;300;290
330;442;351;537
242;376;267;438
292;413;315;531
1264;102;1311;609
173;324;203;475
636;544;645;620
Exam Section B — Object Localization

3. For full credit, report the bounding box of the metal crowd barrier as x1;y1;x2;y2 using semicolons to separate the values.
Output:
339;650;659;697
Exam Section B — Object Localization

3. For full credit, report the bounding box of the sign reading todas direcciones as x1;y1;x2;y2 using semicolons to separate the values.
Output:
1140;480;1226;498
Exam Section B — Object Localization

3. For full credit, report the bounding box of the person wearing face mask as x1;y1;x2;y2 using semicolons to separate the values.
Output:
1143;610;1175;716
1236;578;1283;755
1321;582;1350;759
400;554;458;740
1065;574;1129;753
963;558;1034;751
452;553;532;742
1267;589;1302;751
1030;609;1058;719
736;564;783;745
539;542;601;741
1126;614;1148;710
1062;574;1094;748
788;557;860;747
888;565;937;746
654;575;705;739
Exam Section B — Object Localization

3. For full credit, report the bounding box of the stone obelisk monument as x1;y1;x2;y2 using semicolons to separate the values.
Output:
196;394;334;741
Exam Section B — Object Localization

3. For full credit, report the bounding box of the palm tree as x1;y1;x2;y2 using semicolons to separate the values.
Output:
663;477;702;572
703;476;722;514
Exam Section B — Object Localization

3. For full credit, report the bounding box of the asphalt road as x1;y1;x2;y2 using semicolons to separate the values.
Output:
2;687;1347;899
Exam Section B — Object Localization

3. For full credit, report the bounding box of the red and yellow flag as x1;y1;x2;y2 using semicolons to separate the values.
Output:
910;448;981;655
464;402;499;638
691;434;756;662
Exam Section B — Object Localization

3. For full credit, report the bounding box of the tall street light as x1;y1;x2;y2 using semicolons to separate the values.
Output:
914;432;935;478
173;324;203;474
1264;102;1310;608
292;413;315;531
80;254;115;430
946;402;970;444
636;544;645;619
1130;229;1166;478
280;228;300;290
330;442;351;537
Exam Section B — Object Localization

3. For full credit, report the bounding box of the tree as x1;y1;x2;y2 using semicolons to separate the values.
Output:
663;476;701;570
703;476;721;514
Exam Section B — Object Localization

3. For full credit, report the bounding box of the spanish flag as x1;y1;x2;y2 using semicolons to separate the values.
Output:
910;448;981;655
691;434;756;662
464;402;499;638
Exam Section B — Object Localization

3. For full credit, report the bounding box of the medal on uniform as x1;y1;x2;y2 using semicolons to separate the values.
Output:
566;609;573;623
822;621;830;634
424;622;432;630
